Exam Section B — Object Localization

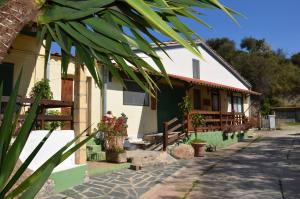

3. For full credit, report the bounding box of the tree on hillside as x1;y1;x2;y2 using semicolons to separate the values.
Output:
206;37;300;112
240;37;272;53
0;0;240;92
291;52;300;67
206;38;236;62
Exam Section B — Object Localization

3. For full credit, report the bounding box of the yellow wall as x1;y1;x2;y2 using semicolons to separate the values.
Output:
106;77;157;139
3;34;45;96
243;95;250;117
3;35;101;130
47;55;102;128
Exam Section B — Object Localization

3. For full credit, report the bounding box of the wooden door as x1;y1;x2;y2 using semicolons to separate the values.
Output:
157;84;185;133
61;78;73;129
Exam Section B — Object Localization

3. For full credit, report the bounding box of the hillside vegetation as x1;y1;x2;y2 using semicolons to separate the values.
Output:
207;37;300;115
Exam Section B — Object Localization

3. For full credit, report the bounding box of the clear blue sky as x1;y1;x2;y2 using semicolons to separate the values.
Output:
52;0;300;56
187;0;300;56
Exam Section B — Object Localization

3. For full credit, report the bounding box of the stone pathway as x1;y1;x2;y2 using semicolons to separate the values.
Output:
142;126;300;199
47;161;187;199
188;127;300;199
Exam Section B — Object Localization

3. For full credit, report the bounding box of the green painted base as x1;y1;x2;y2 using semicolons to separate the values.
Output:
88;163;130;176
86;139;106;161
49;164;87;193
87;150;106;161
186;131;247;149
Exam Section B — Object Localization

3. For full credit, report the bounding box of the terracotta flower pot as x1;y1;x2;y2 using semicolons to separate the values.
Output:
105;136;126;150
191;143;206;157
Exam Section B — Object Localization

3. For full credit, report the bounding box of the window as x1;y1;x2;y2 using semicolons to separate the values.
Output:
0;63;14;96
108;72;112;82
211;91;220;111
123;80;149;106
227;95;232;112
192;59;200;79
232;96;243;113
193;89;201;110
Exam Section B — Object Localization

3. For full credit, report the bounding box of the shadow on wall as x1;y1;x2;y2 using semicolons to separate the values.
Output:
107;78;157;139
7;51;37;97
137;105;156;139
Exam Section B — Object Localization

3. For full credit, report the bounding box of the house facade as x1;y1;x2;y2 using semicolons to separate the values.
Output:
1;34;102;134
1;34;260;159
104;42;260;140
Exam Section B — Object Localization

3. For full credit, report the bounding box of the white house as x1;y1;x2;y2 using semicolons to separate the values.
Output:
104;41;260;140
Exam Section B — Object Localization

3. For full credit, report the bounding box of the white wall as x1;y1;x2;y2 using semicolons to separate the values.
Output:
137;45;249;90
106;77;157;140
19;130;80;173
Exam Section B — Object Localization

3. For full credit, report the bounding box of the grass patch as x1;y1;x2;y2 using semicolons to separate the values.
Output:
88;162;130;176
286;122;300;126
182;180;200;199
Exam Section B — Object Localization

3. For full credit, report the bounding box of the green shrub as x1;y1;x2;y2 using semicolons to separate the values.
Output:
178;95;192;116
30;79;53;100
44;110;64;130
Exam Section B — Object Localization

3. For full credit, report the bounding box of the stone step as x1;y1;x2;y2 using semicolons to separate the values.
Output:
127;150;177;168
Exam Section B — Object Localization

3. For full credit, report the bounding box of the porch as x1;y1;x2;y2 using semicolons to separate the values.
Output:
187;110;246;132
162;110;247;151
156;73;259;134
155;74;260;151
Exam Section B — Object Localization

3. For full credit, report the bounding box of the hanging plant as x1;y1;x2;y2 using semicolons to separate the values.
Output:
29;79;53;100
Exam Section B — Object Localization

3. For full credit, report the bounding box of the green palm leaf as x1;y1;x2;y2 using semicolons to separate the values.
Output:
36;0;239;93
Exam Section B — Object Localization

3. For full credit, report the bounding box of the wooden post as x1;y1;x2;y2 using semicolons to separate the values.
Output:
74;63;88;164
163;122;168;151
232;111;235;126
185;115;189;138
71;103;74;130
187;113;190;133
220;111;223;130
40;105;46;129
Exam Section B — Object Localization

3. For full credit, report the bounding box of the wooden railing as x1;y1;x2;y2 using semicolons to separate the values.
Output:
163;117;188;151
0;96;74;130
162;111;247;151
187;110;247;132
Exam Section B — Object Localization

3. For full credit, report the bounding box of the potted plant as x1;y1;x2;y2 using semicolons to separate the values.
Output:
178;95;192;135
191;113;206;157
96;114;128;163
178;95;192;118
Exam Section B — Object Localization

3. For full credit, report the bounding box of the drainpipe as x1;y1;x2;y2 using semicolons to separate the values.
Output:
102;66;108;116
44;52;50;80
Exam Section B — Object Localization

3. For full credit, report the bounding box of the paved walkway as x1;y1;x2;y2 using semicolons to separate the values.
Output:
47;126;300;199
47;161;187;199
142;126;300;199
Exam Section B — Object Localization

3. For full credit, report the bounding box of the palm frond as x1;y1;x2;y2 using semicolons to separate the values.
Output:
37;0;239;93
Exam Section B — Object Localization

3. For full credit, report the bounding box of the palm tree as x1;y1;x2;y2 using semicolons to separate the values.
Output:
0;0;239;91
0;1;239;198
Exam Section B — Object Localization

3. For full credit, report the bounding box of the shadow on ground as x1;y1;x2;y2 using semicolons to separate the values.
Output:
185;129;300;199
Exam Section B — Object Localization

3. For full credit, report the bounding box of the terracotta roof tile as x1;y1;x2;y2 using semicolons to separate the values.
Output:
168;74;261;96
